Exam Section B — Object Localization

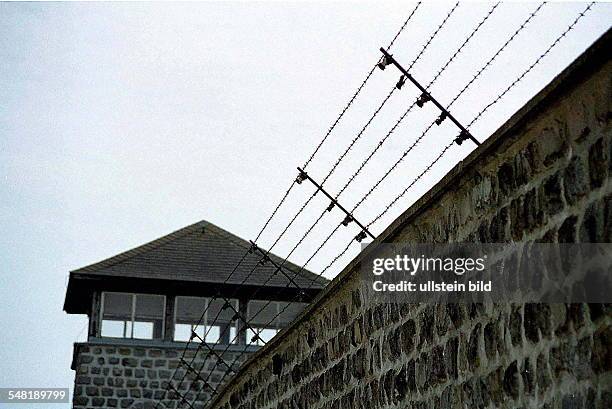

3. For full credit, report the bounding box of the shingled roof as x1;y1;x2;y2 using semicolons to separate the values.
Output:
64;220;328;313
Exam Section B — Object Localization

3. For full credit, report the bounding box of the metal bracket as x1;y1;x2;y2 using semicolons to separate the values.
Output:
295;167;375;240
379;47;480;147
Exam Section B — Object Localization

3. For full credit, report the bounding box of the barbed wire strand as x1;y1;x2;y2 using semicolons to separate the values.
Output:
191;3;536;405
172;66;403;400
367;4;597;229
448;1;547;107
408;1;460;71
157;6;423;408
302;1;423;169
467;1;595;128
187;6;475;405
197;5;568;403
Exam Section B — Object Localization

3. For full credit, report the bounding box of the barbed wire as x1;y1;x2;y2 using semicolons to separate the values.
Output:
467;1;595;128
175;3;471;407
195;3;520;404
167;2;597;408
386;2;423;51
156;5;424;408
196;5;580;402
367;3;595;229
408;1;460;71
448;1;547;108
186;3;524;405
302;1;423;170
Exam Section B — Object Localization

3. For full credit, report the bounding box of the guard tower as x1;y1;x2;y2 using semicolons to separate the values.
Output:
64;220;328;409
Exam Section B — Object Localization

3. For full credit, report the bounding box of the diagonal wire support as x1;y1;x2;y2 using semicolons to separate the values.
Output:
378;48;480;147
296;167;374;242
197;7;557;401
194;5;596;407
250;241;307;297
154;4;424;409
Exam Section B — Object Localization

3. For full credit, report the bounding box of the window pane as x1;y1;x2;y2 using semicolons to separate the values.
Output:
207;298;238;325
247;328;277;346
174;324;192;342
174;297;208;342
259;328;277;344
133;321;154;339
175;297;207;324
276;302;309;326
193;325;205;340
101;320;125;338
102;293;132;321
247;300;276;327
135;294;165;339
205;326;220;343
135;294;164;320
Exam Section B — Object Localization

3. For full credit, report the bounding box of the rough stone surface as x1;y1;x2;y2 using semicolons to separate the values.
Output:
207;41;612;409
71;344;251;409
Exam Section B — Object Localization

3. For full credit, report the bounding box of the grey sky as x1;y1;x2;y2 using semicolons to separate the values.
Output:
1;1;610;404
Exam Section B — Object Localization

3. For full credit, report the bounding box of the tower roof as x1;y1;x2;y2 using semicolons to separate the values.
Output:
64;220;328;313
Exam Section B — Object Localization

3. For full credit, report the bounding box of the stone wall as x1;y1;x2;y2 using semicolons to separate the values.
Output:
71;342;252;409
208;33;611;409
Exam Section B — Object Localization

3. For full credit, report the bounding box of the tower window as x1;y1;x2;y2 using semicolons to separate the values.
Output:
174;296;239;344
100;292;165;340
246;300;308;346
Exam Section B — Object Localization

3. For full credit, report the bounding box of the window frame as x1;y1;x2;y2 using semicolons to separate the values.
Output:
173;296;239;344
99;291;166;340
246;300;282;346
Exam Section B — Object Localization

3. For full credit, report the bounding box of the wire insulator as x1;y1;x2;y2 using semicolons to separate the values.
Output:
416;92;431;107
377;54;393;70
295;169;308;184
396;75;406;90
341;215;354;226
355;231;367;243
326;201;335;212
435;112;448;125
454;131;470;145
258;255;270;266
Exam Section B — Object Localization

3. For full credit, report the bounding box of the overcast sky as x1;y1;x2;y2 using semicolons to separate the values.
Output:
1;1;610;404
